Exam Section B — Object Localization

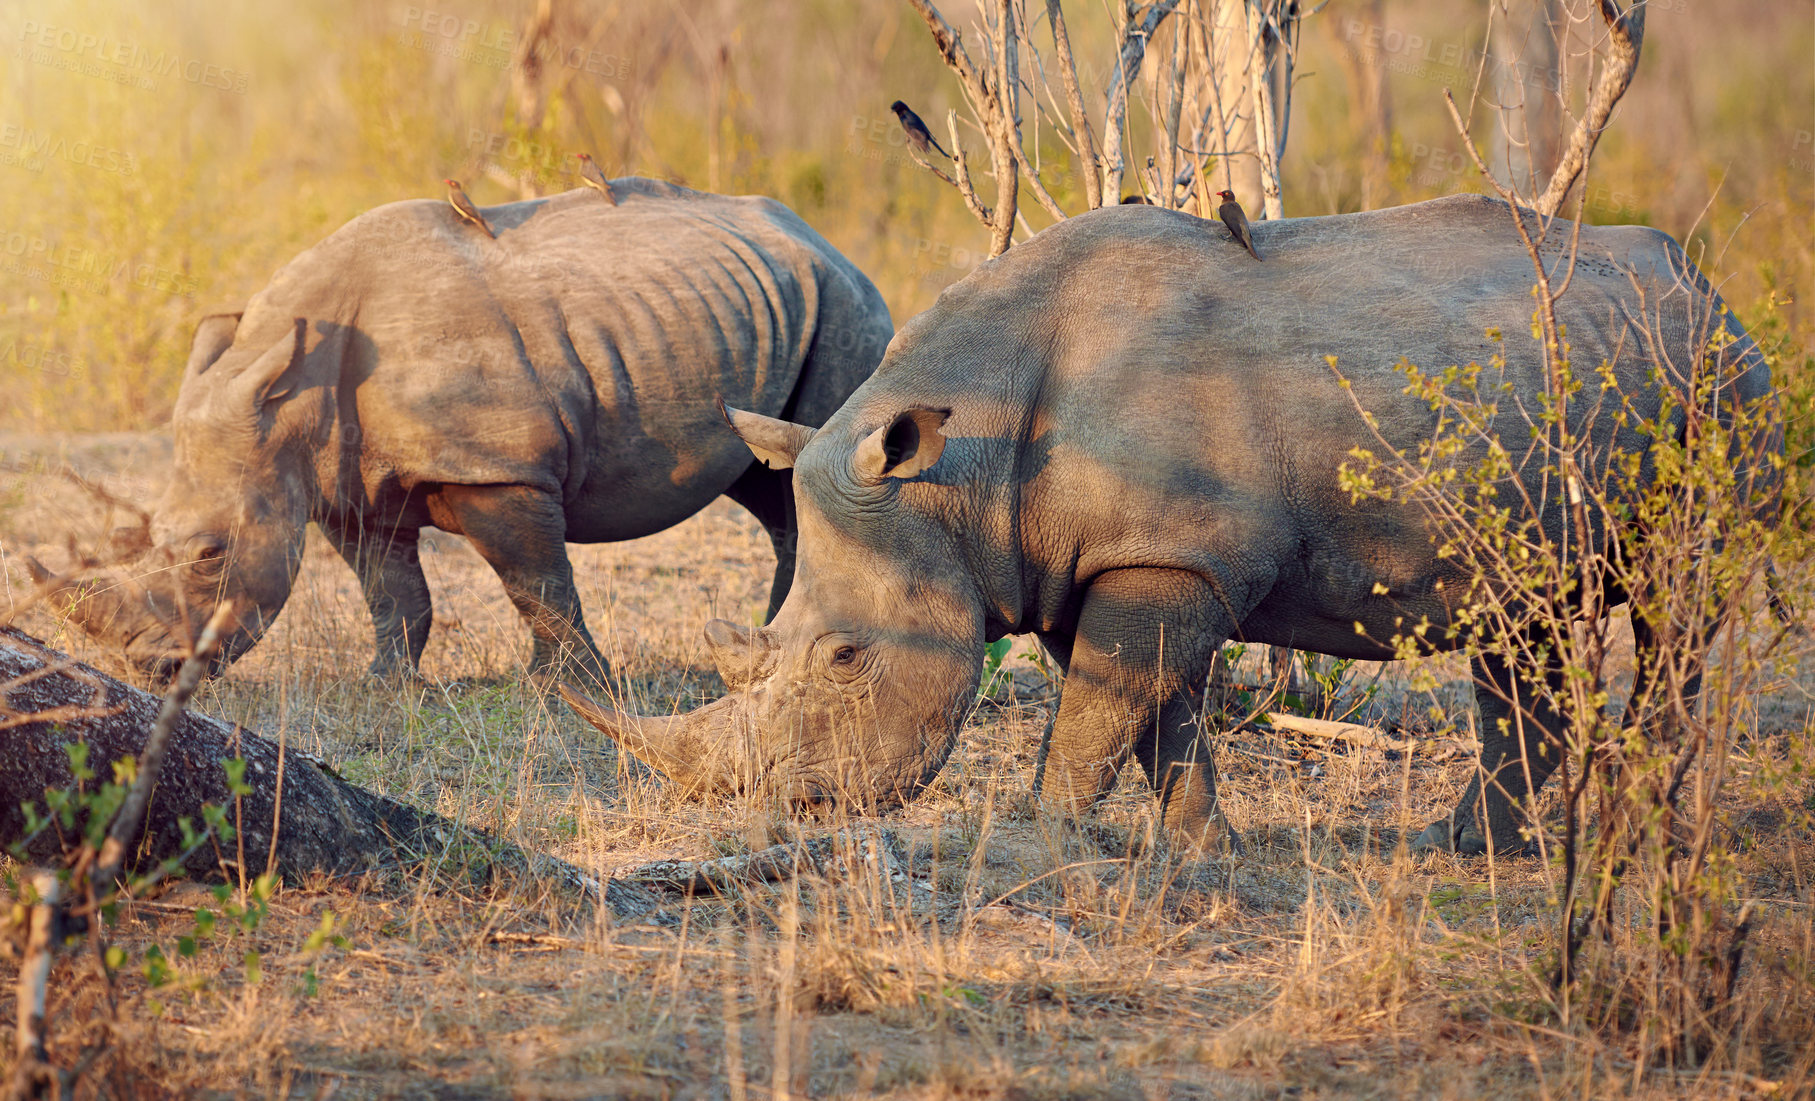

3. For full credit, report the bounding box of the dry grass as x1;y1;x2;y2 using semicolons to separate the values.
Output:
2;434;1812;1100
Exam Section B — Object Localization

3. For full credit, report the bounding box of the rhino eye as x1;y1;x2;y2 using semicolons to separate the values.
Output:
831;645;857;666
188;539;227;574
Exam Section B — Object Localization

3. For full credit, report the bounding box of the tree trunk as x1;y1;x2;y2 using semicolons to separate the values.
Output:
0;628;659;920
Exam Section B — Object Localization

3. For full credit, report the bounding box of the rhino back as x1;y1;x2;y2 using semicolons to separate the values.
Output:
833;196;1768;646
226;181;853;535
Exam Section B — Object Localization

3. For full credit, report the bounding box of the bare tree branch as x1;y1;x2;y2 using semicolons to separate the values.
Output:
1536;0;1644;216
907;0;989;98
1045;0;1102;208
905;0;1308;241
1102;1;1184;204
1245;1;1284;217
988;0;1021;255
1016;150;1072;220
907;0;1021;254
947;111;994;223
1159;13;1189;209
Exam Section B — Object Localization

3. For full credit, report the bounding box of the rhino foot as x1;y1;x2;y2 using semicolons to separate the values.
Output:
366;656;425;683
1410;816;1539;858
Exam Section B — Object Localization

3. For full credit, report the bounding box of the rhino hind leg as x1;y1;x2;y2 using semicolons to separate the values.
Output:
325;521;433;679
434;484;611;690
722;461;797;623
1414;648;1566;857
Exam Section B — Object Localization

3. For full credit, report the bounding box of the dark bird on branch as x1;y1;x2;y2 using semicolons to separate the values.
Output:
576;153;617;205
445;179;495;238
1216;190;1260;260
890;101;951;161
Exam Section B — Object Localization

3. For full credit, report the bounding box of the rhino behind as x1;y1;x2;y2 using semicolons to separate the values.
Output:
42;179;894;680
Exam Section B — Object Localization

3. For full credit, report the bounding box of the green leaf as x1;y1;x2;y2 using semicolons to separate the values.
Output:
222;757;253;797
144;944;172;987
64;742;93;782
303;912;338;954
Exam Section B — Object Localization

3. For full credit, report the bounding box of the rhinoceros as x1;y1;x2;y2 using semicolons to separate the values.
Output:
33;179;894;683
557;194;1778;855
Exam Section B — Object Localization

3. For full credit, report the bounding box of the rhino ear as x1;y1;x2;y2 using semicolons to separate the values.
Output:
229;318;307;410
185;313;242;379
720;398;815;471
855;407;950;483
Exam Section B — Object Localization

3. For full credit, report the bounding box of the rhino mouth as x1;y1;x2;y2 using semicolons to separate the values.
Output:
558;680;928;810
114;619;246;681
30;559;248;681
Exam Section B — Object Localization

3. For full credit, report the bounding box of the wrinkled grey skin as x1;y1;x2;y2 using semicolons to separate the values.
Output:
39;179;893;684
559;194;1779;855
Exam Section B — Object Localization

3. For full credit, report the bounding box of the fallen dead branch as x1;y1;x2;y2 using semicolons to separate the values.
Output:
1237;712;1472;762
9;872;66;1101
617;828;910;896
1251;712;1410;752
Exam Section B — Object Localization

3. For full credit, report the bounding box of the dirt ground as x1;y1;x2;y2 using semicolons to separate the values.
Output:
2;434;1811;1100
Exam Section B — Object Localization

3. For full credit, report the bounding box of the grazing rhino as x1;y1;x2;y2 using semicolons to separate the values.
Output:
34;179;894;683
559;194;1779;856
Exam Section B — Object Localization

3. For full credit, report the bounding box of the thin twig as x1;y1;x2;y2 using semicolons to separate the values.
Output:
10;871;65;1101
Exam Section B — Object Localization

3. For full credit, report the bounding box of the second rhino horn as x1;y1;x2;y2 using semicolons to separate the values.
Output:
719;398;815;470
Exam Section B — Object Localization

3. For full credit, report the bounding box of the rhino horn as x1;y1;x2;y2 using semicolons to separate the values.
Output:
704;618;772;691
24;557;89;615
557;681;722;796
24;555;54;588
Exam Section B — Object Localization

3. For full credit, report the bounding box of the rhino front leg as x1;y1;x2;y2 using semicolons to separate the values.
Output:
1034;567;1246;849
431;484;611;690
323;520;433;679
723;461;796;623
